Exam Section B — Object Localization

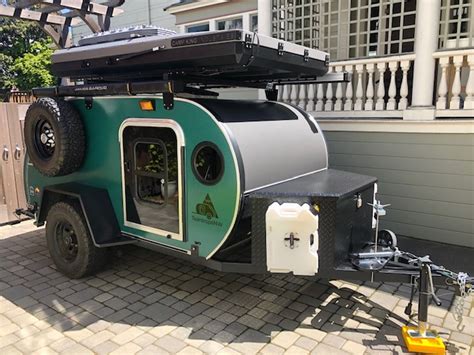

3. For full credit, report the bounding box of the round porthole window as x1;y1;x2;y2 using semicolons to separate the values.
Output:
192;142;224;185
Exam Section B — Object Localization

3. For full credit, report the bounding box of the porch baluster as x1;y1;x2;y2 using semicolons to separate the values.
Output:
364;63;375;110
387;61;398;110
436;57;449;110
465;55;474;109
298;84;307;108
325;82;334;111
375;62;386;110
449;55;463;109
334;65;343;111
278;85;284;101
315;84;324;111
344;65;353;111
307;84;315;111
290;84;298;105
354;64;364;111
282;84;290;103
399;60;410;110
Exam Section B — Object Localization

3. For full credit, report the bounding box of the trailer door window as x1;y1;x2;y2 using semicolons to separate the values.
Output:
135;141;169;205
122;125;182;239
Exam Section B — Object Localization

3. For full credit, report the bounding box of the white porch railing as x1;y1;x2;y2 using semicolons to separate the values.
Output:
434;48;474;110
278;48;474;118
278;54;416;118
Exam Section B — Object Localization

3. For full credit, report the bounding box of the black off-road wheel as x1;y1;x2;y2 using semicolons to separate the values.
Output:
25;98;85;177
46;201;107;279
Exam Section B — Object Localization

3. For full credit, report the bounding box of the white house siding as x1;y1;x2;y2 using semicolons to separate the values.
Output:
323;130;474;248
71;0;177;43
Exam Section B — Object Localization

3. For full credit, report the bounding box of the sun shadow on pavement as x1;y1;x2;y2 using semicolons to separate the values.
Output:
0;229;469;354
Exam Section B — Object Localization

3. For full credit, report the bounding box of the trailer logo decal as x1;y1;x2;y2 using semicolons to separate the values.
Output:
192;194;222;227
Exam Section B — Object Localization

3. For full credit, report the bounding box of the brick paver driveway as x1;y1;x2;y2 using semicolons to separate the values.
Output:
0;221;473;355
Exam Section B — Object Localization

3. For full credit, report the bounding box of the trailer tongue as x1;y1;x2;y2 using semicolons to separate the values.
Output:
2;1;472;353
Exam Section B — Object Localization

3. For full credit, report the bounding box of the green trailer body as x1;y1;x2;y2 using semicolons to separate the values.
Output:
25;96;241;259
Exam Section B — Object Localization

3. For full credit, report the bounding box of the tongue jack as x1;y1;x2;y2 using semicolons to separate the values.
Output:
402;262;445;354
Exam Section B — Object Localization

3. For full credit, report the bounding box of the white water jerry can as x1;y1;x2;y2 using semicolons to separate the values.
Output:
265;203;319;276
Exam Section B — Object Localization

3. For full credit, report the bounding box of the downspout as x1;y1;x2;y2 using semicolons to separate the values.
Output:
147;0;152;25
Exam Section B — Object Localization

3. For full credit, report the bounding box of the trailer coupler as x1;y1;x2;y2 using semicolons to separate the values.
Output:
351;237;473;354
350;201;473;353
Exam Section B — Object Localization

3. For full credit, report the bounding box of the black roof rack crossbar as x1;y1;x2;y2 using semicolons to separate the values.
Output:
31;72;349;102
32;79;185;98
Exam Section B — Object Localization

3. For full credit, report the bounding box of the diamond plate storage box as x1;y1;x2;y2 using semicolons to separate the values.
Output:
249;170;376;279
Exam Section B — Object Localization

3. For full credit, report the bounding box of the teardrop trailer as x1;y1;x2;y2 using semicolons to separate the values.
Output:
2;1;472;353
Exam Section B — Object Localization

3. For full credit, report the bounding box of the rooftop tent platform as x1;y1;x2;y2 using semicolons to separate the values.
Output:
51;28;330;84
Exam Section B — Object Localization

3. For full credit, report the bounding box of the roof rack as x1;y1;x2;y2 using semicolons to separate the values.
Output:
0;0;124;48
32;72;349;109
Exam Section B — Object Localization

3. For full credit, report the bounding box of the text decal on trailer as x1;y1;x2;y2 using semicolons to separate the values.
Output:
171;31;239;47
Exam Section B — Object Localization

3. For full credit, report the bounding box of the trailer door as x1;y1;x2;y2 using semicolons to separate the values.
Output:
120;120;185;241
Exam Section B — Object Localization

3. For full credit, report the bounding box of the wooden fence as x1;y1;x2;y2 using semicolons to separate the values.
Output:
0;103;29;224
8;91;36;104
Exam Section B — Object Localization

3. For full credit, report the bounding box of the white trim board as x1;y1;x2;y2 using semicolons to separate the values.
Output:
318;120;474;134
167;0;229;14
312;110;474;120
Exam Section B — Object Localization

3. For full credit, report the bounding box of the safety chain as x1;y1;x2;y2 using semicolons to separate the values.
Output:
452;272;473;324
399;255;474;325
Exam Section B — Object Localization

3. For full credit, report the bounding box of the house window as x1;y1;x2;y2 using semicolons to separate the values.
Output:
439;0;473;48
272;0;320;50
186;23;210;33
251;14;258;32
217;17;243;30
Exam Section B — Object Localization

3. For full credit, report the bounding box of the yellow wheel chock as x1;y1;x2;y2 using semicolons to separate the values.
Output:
402;325;445;354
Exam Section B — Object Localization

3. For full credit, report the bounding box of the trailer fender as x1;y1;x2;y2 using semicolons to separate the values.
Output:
37;183;134;247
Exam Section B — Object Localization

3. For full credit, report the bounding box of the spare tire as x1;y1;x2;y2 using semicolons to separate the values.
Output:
25;98;85;177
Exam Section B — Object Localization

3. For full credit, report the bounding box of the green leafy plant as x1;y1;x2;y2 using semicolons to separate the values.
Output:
143;142;178;182
1;13;55;90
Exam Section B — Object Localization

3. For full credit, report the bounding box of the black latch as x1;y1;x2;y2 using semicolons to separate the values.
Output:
278;42;284;56
245;33;253;49
304;49;309;62
163;92;174;110
265;83;278;101
85;97;93;110
265;89;278;101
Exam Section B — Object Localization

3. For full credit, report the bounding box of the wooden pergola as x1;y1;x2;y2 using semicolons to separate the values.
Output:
0;0;125;48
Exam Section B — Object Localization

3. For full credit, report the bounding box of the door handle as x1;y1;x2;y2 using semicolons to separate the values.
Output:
2;145;8;161
14;145;21;160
